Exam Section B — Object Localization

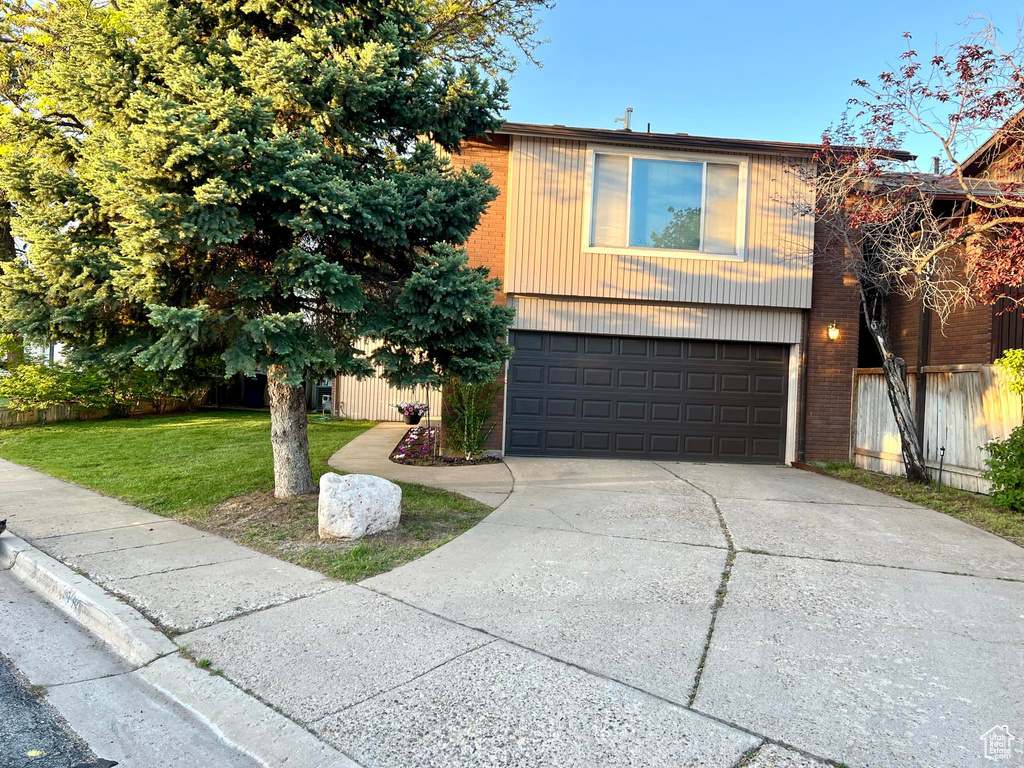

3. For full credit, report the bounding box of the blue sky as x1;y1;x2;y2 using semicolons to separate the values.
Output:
503;1;1023;168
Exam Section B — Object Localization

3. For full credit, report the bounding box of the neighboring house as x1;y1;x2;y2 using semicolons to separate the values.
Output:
441;122;903;464
884;138;1024;366
337;119;1024;466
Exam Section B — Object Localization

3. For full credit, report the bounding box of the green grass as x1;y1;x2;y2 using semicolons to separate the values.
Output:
227;482;489;582
0;409;493;581
0;409;374;516
821;461;1024;548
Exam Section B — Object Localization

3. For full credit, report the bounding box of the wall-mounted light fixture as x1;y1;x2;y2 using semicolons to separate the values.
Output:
827;322;840;341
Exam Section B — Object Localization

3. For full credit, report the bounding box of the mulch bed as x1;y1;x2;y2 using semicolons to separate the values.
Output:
389;425;502;467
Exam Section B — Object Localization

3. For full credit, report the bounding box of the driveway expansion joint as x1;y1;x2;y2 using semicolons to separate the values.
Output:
480;517;732;551
168;582;346;637
310;638;500;725
351;578;815;757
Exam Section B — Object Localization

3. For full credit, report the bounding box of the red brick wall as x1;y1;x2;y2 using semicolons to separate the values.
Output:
447;135;510;451
803;227;861;462
890;295;993;366
450;135;509;305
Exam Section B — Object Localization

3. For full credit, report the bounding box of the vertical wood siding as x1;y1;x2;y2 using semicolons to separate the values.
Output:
852;365;1024;493
332;342;441;422
510;296;802;344
505;136;815;308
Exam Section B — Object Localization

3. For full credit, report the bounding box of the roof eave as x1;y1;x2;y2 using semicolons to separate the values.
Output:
494;122;915;161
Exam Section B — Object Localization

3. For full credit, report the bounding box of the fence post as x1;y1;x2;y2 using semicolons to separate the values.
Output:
849;367;859;464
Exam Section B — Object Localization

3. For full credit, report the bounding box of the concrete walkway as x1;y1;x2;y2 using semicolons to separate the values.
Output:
328;422;513;506
2;450;1023;767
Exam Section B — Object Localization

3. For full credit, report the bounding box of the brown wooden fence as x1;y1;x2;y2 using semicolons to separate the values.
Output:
851;364;1024;493
0;400;184;428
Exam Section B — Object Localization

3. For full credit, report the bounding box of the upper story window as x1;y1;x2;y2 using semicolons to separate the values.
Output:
585;147;748;259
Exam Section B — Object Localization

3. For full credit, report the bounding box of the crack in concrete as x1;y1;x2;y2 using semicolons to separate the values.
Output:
115;552;261;582
653;464;737;708
168;582;346;637
353;580;843;768
735;546;1024;584
309;638;499;725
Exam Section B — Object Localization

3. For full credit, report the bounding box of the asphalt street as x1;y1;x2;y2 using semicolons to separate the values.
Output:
0;653;99;768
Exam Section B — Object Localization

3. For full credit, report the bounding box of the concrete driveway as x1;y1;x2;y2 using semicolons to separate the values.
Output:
179;455;1024;768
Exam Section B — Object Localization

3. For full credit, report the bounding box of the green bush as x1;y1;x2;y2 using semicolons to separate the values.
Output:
0;363;209;417
0;363;111;411
995;348;1024;397
983;425;1024;512
443;378;498;459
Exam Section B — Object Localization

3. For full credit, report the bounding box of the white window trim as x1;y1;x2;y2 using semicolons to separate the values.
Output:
580;144;750;262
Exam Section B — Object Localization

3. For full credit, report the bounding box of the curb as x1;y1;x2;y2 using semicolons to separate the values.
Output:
0;531;176;666
141;655;360;768
0;531;361;768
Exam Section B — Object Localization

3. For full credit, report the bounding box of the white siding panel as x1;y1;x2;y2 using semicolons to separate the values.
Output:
510;296;802;344
506;136;815;309
333;341;441;422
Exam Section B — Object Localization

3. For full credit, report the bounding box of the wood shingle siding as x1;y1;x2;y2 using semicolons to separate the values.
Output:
504;136;815;309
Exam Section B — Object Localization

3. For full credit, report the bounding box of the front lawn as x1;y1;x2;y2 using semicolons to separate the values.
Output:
0;410;373;515
0;409;493;581
820;461;1024;548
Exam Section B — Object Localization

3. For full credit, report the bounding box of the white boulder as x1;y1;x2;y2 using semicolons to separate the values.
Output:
318;473;402;540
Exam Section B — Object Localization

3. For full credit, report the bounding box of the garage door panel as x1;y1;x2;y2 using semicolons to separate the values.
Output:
512;332;545;351
506;332;788;462
580;432;611;451
687;341;718;359
546;431;576;450
620;338;649;356
752;437;784;458
510;396;542;417
653;340;684;358
583;368;614;387
652;402;682;422
617;370;648;388
616;401;647;420
546;398;577;418
580;337;610;355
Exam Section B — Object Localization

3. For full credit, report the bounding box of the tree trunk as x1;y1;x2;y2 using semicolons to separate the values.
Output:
859;285;930;484
880;355;929;483
267;368;316;498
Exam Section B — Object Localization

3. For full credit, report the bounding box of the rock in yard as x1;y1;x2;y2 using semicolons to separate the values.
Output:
318;473;402;540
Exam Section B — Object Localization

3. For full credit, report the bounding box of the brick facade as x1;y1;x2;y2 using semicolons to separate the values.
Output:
448;135;510;451
890;296;994;366
802;227;861;462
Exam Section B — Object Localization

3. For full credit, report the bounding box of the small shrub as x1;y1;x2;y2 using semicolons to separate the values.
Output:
443;378;498;459
983;425;1024;512
995;348;1024;397
0;363;111;412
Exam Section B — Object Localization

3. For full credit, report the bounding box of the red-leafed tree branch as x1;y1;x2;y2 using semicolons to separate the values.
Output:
783;16;1024;483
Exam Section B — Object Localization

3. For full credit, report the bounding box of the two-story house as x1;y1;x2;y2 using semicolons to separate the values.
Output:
446;122;897;464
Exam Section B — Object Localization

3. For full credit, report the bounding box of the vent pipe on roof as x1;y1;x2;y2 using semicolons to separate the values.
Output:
932;156;940;174
614;107;633;132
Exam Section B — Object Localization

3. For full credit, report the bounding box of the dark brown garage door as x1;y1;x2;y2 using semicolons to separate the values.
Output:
504;331;789;462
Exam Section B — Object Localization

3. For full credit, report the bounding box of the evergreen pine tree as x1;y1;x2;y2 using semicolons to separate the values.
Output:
0;0;514;495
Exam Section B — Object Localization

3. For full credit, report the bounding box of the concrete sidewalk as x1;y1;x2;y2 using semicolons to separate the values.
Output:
0;457;765;768
3;448;1023;767
328;421;513;506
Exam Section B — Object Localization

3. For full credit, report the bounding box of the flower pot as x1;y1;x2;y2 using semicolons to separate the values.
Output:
403;414;421;425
